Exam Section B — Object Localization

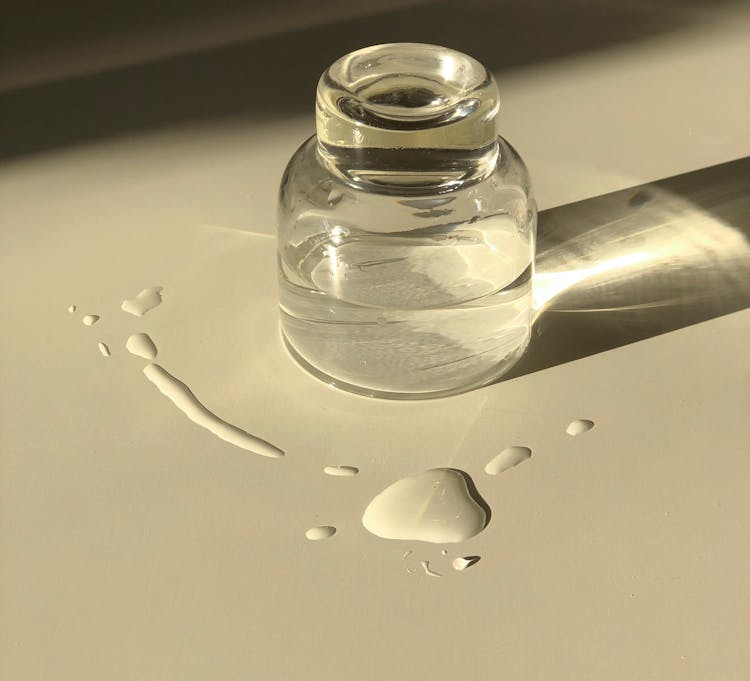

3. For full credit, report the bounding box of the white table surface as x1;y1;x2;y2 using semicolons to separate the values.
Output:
2;2;749;679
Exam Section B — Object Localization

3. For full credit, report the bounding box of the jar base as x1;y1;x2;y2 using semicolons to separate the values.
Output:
281;329;529;401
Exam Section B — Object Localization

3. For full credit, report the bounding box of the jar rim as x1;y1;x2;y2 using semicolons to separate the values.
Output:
323;43;492;125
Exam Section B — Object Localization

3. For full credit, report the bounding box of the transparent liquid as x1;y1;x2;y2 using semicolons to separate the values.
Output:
279;211;532;397
361;468;489;543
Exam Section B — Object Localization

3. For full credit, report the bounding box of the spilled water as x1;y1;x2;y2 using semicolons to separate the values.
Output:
566;419;595;436
68;283;283;460
66;276;592;578
323;465;359;477
121;286;163;317
420;560;442;577
453;556;480;571
126;333;158;360
306;526;336;541
362;468;489;543
143;363;283;458
485;446;532;475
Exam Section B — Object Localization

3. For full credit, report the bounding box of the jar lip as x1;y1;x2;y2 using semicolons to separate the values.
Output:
315;43;500;186
323;43;493;124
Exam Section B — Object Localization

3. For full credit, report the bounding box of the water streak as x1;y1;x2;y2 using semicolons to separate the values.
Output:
142;363;283;458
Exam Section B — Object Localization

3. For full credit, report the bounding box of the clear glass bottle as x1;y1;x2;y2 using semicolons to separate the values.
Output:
277;43;536;399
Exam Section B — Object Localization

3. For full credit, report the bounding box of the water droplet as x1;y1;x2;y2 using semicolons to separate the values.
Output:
566;419;595;436
142;363;283;458
420;560;442;577
126;333;158;360
453;556;481;571
441;549;448;556
485;446;532;475
68;304;77;313
82;314;100;326
628;190;652;207
327;188;343;206
306;526;336;541
361;468;489;543
323;465;359;477
121;286;163;317
97;342;111;357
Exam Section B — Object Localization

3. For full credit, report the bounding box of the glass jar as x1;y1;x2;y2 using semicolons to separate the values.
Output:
277;43;536;399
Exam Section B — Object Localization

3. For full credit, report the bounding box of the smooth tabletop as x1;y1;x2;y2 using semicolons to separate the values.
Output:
2;1;749;679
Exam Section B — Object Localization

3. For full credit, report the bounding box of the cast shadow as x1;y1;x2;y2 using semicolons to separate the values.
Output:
500;156;750;382
448;468;493;530
0;0;724;159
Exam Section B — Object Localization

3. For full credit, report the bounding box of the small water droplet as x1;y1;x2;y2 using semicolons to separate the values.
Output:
420;560;442;578
566;419;595;436
97;342;111;357
323;465;359;477
121;286;163;317
628;190;652;207
82;314;100;326
441;549;448;556
142;363;283;458
306;526;336;541
485;446;532;475
68;304;77;313
327;189;343;206
126;333;158;360
453;556;481;571
362;468;490;544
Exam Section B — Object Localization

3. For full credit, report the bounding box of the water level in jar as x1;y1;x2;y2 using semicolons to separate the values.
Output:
279;212;532;397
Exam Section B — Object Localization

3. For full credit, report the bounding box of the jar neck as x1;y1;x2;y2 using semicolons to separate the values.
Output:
315;43;501;194
316;139;499;194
